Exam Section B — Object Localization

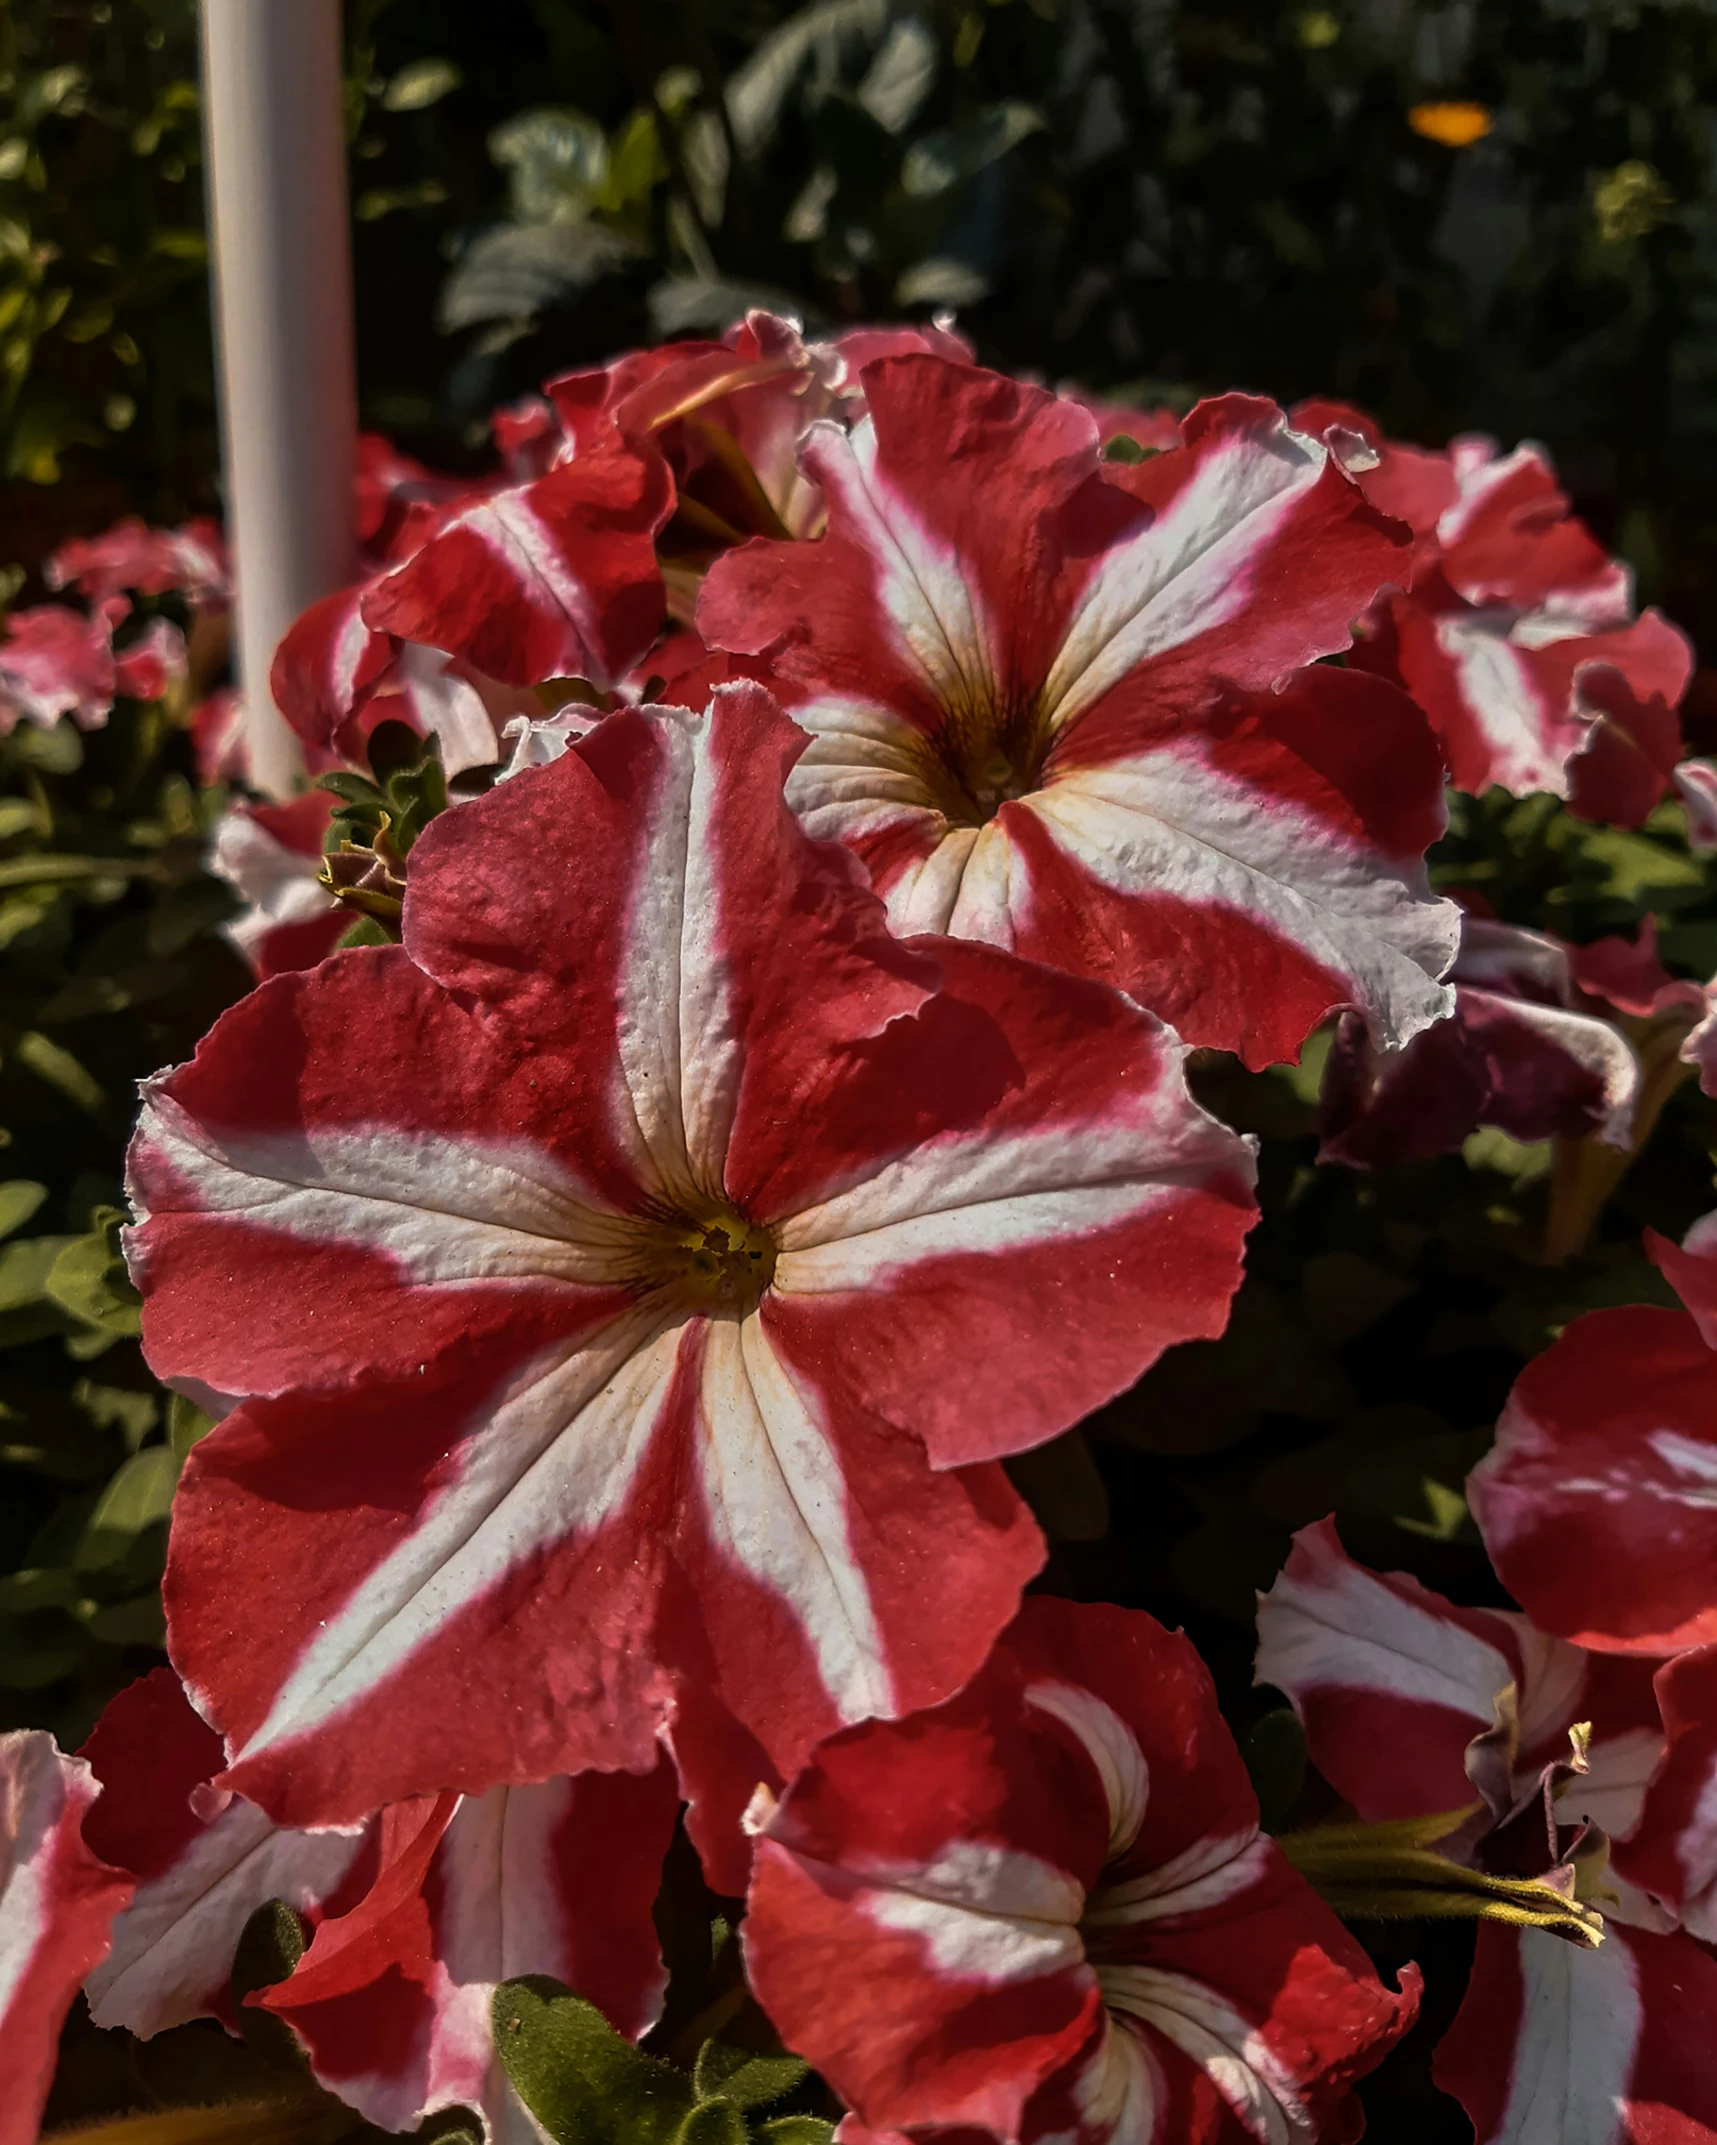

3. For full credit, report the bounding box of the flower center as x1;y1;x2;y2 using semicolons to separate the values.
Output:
661;1211;778;1316
932;710;1051;828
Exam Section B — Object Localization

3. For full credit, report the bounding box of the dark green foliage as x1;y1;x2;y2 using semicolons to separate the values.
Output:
495;1978;831;2145
0;693;246;1750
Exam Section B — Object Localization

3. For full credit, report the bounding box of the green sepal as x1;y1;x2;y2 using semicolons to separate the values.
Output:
336;914;397;950
692;2042;809;2112
230;1897;313;2073
1101;433;1158;463
315;771;386;811
494;1976;697;2145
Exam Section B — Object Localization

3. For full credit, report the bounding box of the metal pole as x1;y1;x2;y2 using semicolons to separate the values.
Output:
200;0;357;798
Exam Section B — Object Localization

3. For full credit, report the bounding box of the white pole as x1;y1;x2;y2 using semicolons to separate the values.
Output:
200;0;357;799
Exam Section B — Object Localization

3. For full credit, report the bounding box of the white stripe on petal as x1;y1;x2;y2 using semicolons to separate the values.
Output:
1486;1929;1638;2145
777;1177;1189;1295
1083;1835;1271;1932
1042;425;1325;736
1433;615;1585;798
607;703;748;1203
449;489;610;681
1098;1965;1312;2145
860;1838;1085;1983
800;421;1002;724
1256;1546;1513;1724
1023;746;1456;1049
697;1317;890;1725
1075;2015;1167;2145
0;1738;63;2030
1026;1683;1150;1861
776;1059;1234;1258
86;1801;365;2037
131;1103;638;1293
227;1313;683;1771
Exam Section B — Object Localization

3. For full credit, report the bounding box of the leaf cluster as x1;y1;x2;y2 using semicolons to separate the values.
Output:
0;689;245;1751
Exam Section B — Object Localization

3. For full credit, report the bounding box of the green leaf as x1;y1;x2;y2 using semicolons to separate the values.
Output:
44;1225;142;1338
0;1233;75;1313
0;1180;45;1238
168;1390;214;1459
494;1977;696;2145
83;1590;167;1646
754;2122;835;2145
76;1443;179;1569
0;1565;87;1613
14;1030;106;1112
692;2043;808;2112
676;2101;748;2145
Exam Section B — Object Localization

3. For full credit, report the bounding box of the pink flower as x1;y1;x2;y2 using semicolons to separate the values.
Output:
79;1666;676;2136
0;1730;133;2145
1256;1519;1717;2145
46;515;231;611
207;791;345;979
744;1595;1418;2145
125;682;1256;1865
1468;1215;1717;1658
0;599;185;735
1328;416;1694;805
698;355;1458;1067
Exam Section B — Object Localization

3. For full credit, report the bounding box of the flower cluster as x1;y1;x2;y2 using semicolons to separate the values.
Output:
8;317;1717;2145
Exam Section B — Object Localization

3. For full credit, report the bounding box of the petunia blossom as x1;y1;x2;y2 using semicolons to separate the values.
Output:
1256;1518;1717;2145
207;791;345;980
272;316;968;777
1468;1214;1717;1658
698;354;1458;1067
0;1730;134;2145
1319;911;1644;1167
79;1667;677;2140
47;514;231;611
1327;418;1694;804
744;1594;1419;2145
0;598;185;736
126;682;1257;1865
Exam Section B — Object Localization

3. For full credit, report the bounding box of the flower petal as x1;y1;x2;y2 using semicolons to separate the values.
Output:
1469;1300;1717;1657
1432;1923;1717;2145
0;1731;132;2145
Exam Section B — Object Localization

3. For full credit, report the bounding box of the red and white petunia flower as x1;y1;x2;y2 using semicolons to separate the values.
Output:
80;1667;676;2140
80;1668;377;2039
1318;911;1644;1167
126;681;1257;1865
47;515;231;611
207;791;345;980
1468;1215;1717;1658
0;598;186;736
0;1729;134;2145
698;354;1458;1068
1331;422;1694;805
274;316;974;778
744;1594;1419;2145
1256;1519;1717;2145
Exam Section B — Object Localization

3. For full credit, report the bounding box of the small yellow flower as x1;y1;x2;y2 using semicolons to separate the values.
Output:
1408;102;1494;148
